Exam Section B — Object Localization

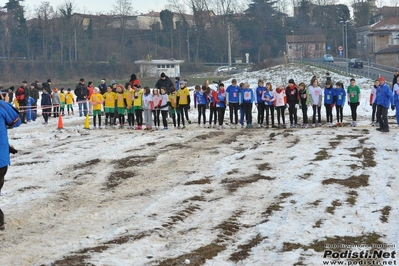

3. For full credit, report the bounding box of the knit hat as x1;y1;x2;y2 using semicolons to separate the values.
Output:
161;72;166;78
288;79;295;84
67;88;71;91
378;76;385;82
180;80;186;86
30;83;36;87
47;79;52;83
80;78;85;82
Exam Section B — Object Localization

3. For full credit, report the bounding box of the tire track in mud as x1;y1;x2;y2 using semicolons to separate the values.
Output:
49;129;274;264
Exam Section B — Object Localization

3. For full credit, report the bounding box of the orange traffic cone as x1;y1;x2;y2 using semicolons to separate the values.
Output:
57;114;64;129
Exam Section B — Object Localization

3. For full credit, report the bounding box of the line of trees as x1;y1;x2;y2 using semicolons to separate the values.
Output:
0;0;359;82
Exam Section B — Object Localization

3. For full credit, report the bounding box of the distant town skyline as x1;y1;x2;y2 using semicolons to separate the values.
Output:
8;0;398;18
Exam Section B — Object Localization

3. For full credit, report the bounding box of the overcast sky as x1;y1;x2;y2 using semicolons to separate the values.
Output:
21;0;170;16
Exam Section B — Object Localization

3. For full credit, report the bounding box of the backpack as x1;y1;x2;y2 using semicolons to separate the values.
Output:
15;87;25;101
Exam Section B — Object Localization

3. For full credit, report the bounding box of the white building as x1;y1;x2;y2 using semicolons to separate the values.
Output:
135;59;184;78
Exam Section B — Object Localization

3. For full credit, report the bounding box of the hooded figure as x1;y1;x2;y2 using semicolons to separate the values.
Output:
155;72;174;94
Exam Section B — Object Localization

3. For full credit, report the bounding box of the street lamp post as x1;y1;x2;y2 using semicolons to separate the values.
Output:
340;20;349;74
291;30;295;60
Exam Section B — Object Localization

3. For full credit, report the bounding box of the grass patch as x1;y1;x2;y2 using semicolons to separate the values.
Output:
184;177;211;185
362;147;376;167
229;234;267;262
72;158;101;171
194;131;224;140
257;163;272;171
221;174;275;192
282;233;385;252
112;156;156;169
106;170;136;189
17;186;41;192
227;169;240;175
158;243;226;266
299;173;312;179
261;192;293;220
322;174;369;188
313;219;323;228
163;205;201;228
51;231;148;266
313;149;330;161
329;141;341;148
215;210;244;242
310;199;322;206
346;190;358;206
373;206;391;223
326;200;342;214
182;195;206;203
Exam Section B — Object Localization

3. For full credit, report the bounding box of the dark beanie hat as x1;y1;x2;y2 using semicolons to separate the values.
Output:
161;72;166;78
289;79;295;84
30;83;36;87
47;79;51;83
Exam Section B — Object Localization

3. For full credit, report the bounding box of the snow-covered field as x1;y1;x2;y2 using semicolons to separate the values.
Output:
1;64;398;266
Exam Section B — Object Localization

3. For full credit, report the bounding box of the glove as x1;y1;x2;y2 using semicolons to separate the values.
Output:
9;145;18;154
295;104;299;109
348;102;350;105
392;105;395;111
370;104;373;106
357;102;360;106
286;104;289;108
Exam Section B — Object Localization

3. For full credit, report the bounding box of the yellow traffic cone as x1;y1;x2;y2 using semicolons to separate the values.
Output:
84;114;90;129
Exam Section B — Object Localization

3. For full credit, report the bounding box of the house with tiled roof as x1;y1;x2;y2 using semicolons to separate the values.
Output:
367;17;399;66
286;35;327;59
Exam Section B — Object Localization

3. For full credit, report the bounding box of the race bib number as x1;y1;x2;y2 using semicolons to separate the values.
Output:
301;94;306;98
244;92;251;100
327;95;330;100
291;90;295;95
221;93;225;97
351;92;355;97
279;98;283;103
338;95;342;100
315;91;319;96
233;92;237;98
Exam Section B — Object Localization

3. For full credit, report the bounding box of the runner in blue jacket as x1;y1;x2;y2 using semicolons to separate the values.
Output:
333;82;346;127
376;76;394;132
254;79;265;127
241;83;255;128
226;79;240;128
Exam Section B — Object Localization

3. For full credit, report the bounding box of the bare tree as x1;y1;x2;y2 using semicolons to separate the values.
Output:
112;0;136;59
36;2;54;60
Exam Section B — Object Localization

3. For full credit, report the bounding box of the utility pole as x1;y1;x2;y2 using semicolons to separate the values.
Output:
228;23;232;74
74;28;77;61
187;30;190;63
345;22;348;74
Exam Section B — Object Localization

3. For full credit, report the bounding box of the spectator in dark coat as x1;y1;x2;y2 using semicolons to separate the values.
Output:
74;78;88;117
29;83;39;106
41;87;52;124
392;71;399;91
155;72;174;94
42;79;51;92
15;81;29;123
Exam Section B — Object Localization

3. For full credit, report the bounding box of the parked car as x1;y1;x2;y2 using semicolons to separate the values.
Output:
216;66;237;74
348;58;363;68
322;54;334;63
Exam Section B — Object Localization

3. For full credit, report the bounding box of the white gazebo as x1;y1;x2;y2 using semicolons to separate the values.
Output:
135;59;184;78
